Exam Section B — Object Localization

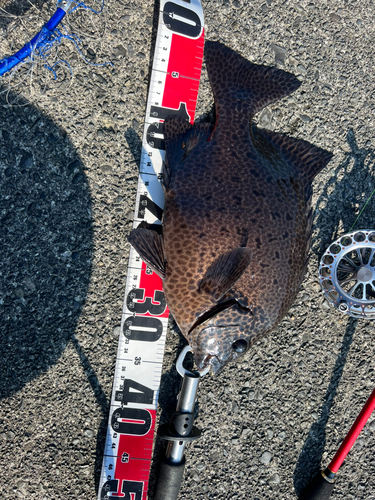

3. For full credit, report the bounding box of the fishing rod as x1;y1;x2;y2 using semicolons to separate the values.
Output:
299;228;375;499
299;385;375;500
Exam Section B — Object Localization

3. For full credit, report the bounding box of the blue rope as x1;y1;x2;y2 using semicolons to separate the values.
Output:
68;0;104;15
0;0;111;78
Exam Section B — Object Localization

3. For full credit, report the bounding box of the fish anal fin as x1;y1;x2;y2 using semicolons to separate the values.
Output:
257;126;333;184
199;247;252;301
127;227;166;279
205;41;301;116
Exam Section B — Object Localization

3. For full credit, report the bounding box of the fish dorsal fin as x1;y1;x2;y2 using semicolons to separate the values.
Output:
127;227;166;279
204;41;301;115
164;116;212;169
199;247;252;301
256;126;333;184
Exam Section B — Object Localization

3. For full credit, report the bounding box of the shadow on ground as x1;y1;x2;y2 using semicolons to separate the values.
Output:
294;128;375;493
0;89;93;400
0;0;49;30
293;318;357;494
312;128;375;259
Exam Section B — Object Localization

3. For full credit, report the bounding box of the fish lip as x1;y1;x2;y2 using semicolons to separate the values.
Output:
196;355;225;376
209;356;225;375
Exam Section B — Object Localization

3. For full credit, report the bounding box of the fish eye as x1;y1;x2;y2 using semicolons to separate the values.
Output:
231;339;248;353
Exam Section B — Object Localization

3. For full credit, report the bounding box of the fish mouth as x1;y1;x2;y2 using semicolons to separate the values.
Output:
195;353;227;376
190;300;252;376
193;325;241;376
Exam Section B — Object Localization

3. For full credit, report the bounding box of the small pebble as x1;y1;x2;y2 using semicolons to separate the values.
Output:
259;108;272;128
321;300;330;311
101;164;112;174
270;44;287;65
112;326;121;337
84;429;94;438
113;44;127;57
355;437;364;448
267;429;274;439
232;402;239;413
241;428;252;438
261;451;272;464
191;472;200;482
248;391;255;400
269;473;280;484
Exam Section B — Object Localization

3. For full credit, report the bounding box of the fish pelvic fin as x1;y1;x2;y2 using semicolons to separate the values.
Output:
199;247;252;301
256;126;333;184
128;227;166;279
164;116;212;176
204;41;301;115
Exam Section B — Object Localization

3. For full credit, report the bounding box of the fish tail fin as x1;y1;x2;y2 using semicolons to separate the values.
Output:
205;41;301;115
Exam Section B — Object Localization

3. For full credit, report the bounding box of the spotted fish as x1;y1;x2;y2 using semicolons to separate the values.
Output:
128;41;332;375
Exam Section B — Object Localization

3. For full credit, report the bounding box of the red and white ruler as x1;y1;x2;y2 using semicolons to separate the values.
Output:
98;2;204;498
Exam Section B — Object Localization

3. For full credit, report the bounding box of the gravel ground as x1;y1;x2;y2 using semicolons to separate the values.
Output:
1;0;375;499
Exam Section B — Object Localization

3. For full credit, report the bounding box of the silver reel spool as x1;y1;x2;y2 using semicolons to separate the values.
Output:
319;229;375;319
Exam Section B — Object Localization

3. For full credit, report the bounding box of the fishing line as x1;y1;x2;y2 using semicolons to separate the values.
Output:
0;0;111;105
349;185;375;232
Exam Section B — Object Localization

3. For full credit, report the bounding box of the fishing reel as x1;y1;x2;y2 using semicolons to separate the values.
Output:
319;229;375;319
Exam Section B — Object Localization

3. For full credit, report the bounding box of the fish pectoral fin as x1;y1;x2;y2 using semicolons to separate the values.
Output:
164;116;212;169
199;247;252;301
255;126;333;185
127;227;166;279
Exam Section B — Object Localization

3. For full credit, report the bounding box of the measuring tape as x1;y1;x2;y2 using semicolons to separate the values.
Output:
98;2;204;498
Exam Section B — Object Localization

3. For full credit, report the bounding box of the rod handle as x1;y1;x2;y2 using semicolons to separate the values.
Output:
153;458;186;500
299;471;335;500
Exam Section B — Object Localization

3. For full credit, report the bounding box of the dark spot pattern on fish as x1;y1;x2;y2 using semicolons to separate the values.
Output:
129;41;332;375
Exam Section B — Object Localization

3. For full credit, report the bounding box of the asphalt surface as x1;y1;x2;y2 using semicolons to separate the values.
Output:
1;0;375;499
